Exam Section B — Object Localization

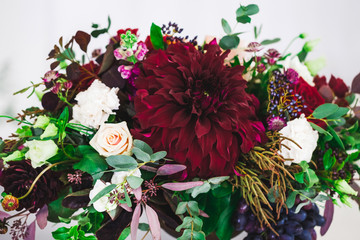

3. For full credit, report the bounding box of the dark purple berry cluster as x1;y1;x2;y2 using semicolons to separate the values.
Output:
232;199;326;240
268;70;307;120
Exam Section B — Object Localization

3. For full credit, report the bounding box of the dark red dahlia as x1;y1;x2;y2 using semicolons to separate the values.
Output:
0;160;63;213
132;42;266;177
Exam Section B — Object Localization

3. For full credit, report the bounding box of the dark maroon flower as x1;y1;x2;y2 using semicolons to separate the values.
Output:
133;42;266;177
329;75;348;98
0;160;63;213
71;61;100;91
313;75;327;89
293;77;325;112
286;69;299;83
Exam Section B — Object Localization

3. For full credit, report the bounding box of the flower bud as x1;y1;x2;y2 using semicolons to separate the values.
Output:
1;195;19;211
299;33;307;39
334;179;358;196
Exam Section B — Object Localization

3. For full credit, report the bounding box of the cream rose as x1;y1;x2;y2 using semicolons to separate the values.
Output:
89;180;118;212
90;122;133;157
279;114;319;165
72;80;120;129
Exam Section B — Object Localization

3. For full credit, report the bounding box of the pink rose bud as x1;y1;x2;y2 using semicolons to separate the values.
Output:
51;82;61;94
64;81;73;90
118;65;133;79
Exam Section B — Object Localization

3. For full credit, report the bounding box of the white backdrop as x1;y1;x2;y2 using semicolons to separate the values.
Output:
0;0;360;239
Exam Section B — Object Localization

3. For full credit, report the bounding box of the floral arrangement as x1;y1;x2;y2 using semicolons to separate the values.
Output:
1;3;360;240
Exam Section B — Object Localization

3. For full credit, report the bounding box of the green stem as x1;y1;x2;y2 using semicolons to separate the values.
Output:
282;36;300;56
18;160;77;200
0;115;33;125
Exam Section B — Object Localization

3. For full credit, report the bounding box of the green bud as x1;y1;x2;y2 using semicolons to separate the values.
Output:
2;150;24;163
299;33;307;39
33;115;50;129
334;179;358;196
305;57;326;76
40;123;58;139
303;39;320;53
340;194;353;207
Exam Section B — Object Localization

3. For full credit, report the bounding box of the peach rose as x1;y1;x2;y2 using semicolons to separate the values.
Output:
90;122;133;157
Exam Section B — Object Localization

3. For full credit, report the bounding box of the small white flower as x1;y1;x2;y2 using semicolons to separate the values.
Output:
72;80;120;129
111;169;141;185
25;140;58;168
282;56;314;86
40;123;58;139
33;115;50;129
279;114;319;165
90;122;133;157
89;180;118;212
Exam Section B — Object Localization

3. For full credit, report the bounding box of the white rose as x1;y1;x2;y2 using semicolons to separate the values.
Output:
25;140;58;168
279;114;319;165
90;122;133;157
33;115;50;129
111;169;141;185
282;56;314;86
72;80;120;129
40;123;58;139
89;180;118;212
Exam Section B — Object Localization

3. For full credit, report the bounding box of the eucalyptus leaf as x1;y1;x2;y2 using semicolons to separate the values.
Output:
312;103;339;119
134;139;153;154
208;176;230;185
327;107;349;119
188;181;211;198
286;191;299;208
106;155;138;170
124;189;132;207
221;18;232;34
126;175;144;189
132;147;151;162
150;151;167;161
175;202;188;215
89;184;117;205
260;38;281;45
219;35;240;50
328;125;345;150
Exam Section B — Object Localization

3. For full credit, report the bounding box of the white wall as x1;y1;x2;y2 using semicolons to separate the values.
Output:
0;0;359;239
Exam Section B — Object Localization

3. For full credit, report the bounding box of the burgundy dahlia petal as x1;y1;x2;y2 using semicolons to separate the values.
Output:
133;42;266;177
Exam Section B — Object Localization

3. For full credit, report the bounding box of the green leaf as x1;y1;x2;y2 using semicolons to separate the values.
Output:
52;227;72;240
188;201;200;217
58;216;71;224
295;201;311;214
89;184;117;205
236;15;251;24
178;229;192;240
74;146;108;181
107;16;111;31
16;126;32;138
88;212;104;233
211;181;232;198
132;147;150;162
304;168;319;188
219;35;240;50
150;23;165;50
312;103;339;119
328;125;345;150
208;176;229;185
0;139;4;152
133;139;153;155
48;188;77;223
126;175;143;189
188;181;211;198
118;227;130;240
138;223;149;231
150;151;167;161
92;23;99;29
323;149;335;170
346;93;356;105
309;122;331;139
260;38;281;45
176;202;188;215
91;28;108;38
176;216;193;232
193;231;206;240
346;121;359;133
215;201;235;240
124;188;132;207
221;18;232;35
294;172;305;184
327;107;349;119
236;4;259;17
105;155;138;170
286;191;299;208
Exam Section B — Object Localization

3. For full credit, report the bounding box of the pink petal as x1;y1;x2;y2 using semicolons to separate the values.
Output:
120;203;133;212
24;221;36;240
199;210;210;218
0;211;11;220
145;205;161;240
161;181;203;191
133;187;142;201
157;164;187;176
131;204;142;240
36;205;48;230
320;199;334;236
